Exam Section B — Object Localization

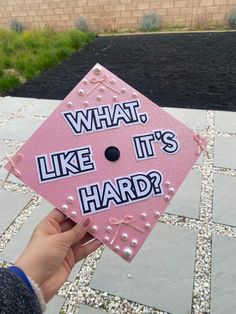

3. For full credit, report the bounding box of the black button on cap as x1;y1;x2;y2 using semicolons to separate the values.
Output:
105;146;120;162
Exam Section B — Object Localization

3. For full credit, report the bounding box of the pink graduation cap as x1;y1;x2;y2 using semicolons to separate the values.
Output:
5;64;207;262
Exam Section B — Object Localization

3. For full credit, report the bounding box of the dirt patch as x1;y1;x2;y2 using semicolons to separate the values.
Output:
9;32;236;111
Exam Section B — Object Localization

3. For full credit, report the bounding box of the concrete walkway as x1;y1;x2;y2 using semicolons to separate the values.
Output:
0;96;235;314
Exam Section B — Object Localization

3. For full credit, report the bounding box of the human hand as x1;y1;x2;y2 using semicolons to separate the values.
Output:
15;209;101;302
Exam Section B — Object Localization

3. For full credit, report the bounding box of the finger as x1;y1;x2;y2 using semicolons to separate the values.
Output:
72;233;94;248
61;217;91;245
61;219;76;232
61;222;94;245
74;239;102;262
45;208;66;224
80;233;94;245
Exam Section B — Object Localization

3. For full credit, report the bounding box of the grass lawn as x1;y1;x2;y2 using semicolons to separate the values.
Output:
0;28;95;95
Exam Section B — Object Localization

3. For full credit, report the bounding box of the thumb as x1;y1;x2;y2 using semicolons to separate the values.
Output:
61;217;91;246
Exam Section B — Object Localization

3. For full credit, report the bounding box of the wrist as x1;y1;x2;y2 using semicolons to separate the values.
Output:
15;259;44;288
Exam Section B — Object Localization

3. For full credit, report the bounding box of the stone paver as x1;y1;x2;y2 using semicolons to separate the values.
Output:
79;304;107;313
211;235;236;314
0;117;43;141
213;174;236;226
91;223;197;314
0;190;32;235
215;111;236;133
0;199;82;281
164;107;207;131
22;99;61;117
0;96;34;113
214;136;236;169
166;170;201;218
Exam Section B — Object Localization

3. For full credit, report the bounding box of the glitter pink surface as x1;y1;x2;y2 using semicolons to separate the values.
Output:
5;64;207;262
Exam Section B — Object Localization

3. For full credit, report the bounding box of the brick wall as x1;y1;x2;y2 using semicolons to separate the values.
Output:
0;0;236;31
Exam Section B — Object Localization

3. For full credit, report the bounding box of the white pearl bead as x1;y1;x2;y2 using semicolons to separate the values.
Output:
90;225;98;234
122;247;133;259
67;101;73;107
141;212;147;220
165;195;170;201
132;92;137;97
61;204;68;212
78;89;84;96
99;86;105;93
145;223;151;230
106;226;112;233
114;245;120;252
168;187;175;194
110;79;115;85
71;210;76;218
154;211;161;218
121;233;128;241
104;236;109;243
121;87;126;93
96;95;101;101
127;273;132;279
131;239;138;247
112;95;117;101
165;181;171;187
93;65;102;75
67;196;74;204
84;101;89;107
83;79;88;85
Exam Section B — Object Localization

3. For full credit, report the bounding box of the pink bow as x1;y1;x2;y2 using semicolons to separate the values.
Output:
109;215;145;244
1;153;22;187
87;75;120;95
6;154;22;177
194;133;209;158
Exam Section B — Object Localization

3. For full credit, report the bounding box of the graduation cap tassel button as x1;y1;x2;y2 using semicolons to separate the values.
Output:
104;146;120;162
